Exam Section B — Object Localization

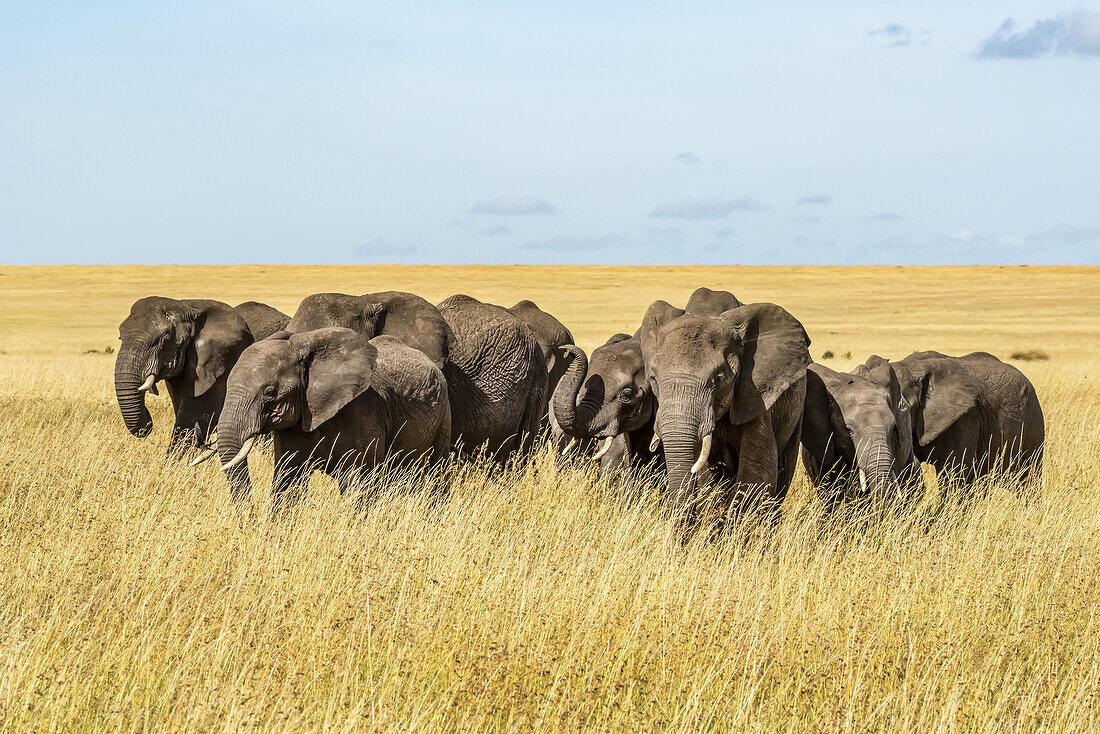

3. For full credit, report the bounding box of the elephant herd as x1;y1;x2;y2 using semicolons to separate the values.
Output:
115;287;1045;525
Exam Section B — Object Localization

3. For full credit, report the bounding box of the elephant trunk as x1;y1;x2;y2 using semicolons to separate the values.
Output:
552;346;602;439
855;432;896;498
114;346;153;437
656;380;715;519
216;387;262;504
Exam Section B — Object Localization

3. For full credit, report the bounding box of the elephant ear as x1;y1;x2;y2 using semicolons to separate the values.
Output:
639;300;685;372
722;303;811;425
802;365;839;459
910;361;981;446
187;302;253;397
292;327;378;432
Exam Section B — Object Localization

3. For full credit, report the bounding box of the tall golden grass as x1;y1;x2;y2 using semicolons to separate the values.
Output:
1;265;1098;731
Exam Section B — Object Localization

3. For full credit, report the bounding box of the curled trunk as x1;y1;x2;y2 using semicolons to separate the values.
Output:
114;347;153;437
551;347;602;439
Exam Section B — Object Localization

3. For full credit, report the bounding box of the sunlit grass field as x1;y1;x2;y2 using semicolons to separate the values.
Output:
1;265;1098;731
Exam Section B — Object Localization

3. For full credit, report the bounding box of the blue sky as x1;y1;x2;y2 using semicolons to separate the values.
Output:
1;1;1097;264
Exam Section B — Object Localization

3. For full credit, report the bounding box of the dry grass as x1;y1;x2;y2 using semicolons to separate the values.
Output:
1;265;1099;731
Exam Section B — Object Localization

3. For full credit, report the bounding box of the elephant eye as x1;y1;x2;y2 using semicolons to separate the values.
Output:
619;386;635;400
262;384;277;399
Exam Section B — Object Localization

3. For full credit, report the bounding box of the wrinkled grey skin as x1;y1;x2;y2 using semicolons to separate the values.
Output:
234;301;291;340
217;329;450;509
115;296;290;451
640;296;810;524
506;300;575;401
801;361;922;512
505;300;576;447
437;295;548;462
552;333;660;474
869;351;1045;486
286;291;452;368
552;288;743;475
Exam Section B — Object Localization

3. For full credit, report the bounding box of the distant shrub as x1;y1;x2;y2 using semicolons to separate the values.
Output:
1010;349;1049;361
821;350;835;360
842;351;851;359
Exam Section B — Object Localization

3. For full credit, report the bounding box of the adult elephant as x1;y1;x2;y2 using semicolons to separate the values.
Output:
801;361;922;512
114;296;289;451
640;298;810;524
551;288;742;475
866;351;1044;485
216;329;450;509
437;295;548;461
505;300;575;448
286;291;451;368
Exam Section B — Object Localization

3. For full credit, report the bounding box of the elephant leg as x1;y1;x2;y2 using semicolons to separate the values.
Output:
171;395;221;457
271;431;323;516
730;411;779;517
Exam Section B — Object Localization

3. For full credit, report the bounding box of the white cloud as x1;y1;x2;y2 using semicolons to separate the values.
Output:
649;197;766;219
977;12;1100;59
470;196;557;215
674;151;700;164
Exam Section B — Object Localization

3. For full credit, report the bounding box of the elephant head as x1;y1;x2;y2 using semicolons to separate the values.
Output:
552;333;653;444
217;327;378;503
287;291;450;368
640;300;810;513
878;352;984;450
803;360;919;503
114;297;251;441
506;300;574;398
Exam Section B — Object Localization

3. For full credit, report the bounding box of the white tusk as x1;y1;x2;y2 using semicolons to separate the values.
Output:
649;434;660;452
859;468;868;493
561;437;579;456
690;433;713;475
138;374;156;392
591;436;614;461
220;436;256;472
189;447;218;467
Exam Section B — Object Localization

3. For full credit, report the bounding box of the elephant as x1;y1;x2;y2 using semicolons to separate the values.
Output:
114;296;289;451
437;295;548;461
234;301;291;340
549;287;745;475
865;351;1044;487
640;296;811;524
286;291;451;368
800;361;923;512
215;328;451;509
552;332;660;474
504;299;576;447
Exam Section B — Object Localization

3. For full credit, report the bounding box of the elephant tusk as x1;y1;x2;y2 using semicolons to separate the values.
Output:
690;433;712;475
859;468;868;493
649;434;661;452
189;447;218;467
138;374;157;393
220;436;256;472
591;436;614;462
561;437;579;456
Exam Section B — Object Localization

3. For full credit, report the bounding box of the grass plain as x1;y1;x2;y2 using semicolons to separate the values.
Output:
1;264;1099;731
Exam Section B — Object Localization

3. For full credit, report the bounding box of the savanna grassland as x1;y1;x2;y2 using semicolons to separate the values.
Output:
1;264;1099;732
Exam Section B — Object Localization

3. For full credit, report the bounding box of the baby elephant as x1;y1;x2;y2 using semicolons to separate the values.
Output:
801;360;923;511
211;328;450;510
